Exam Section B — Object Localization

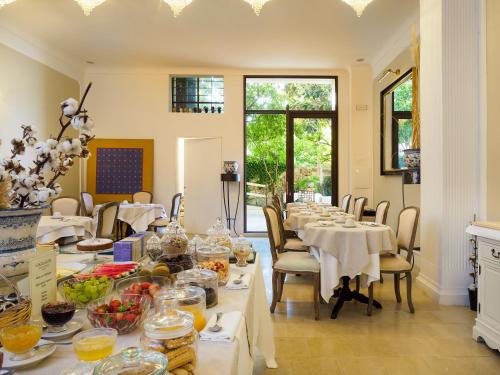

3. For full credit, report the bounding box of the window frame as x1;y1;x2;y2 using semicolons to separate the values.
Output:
170;75;224;113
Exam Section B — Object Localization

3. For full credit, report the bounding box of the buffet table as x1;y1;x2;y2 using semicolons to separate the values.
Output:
36;216;94;244
17;254;276;375
93;203;166;233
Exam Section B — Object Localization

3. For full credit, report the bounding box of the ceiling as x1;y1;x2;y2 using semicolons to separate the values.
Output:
0;0;419;70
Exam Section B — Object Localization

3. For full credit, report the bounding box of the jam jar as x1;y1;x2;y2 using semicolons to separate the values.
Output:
206;218;232;250
141;300;197;374
196;245;231;286
175;268;218;308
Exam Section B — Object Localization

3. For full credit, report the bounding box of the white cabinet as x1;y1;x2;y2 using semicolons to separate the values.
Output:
467;225;500;351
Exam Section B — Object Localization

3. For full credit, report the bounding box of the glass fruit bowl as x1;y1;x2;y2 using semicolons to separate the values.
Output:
87;295;150;335
58;276;114;309
115;275;171;302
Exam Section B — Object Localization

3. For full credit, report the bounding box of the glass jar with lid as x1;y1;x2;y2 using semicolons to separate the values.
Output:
93;347;168;375
154;287;206;332
141;300;197;374
146;233;163;261
206;218;233;250
160;224;189;257
196;245;231;286
175;268;218;308
232;235;253;267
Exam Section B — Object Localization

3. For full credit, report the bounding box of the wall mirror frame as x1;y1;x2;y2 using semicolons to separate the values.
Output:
380;68;414;175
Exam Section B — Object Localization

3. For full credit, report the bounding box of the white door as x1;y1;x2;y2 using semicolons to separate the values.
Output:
184;138;222;234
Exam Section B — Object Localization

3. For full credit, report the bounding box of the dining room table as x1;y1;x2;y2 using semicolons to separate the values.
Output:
36;216;95;244
299;220;397;318
93;203;167;233
284;209;353;232
13;253;277;375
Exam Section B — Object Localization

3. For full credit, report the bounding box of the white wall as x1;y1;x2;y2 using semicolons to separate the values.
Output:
83;67;353;233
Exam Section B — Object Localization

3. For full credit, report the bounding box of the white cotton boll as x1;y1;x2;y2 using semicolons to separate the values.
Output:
71;138;82;148
49;149;60;160
53;183;62;195
28;191;39;205
38;189;50;202
46;139;58;149
26;137;37;146
61;98;79;116
81;117;95;132
62;141;72;153
16;186;28;196
70;116;83;130
21;176;35;188
35;142;49;156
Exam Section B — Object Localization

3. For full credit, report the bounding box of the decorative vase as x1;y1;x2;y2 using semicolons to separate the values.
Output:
403;149;421;169
0;207;44;277
223;161;239;174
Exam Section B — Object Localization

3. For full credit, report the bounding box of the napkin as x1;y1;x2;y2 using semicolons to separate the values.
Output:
200;311;243;342
226;272;253;290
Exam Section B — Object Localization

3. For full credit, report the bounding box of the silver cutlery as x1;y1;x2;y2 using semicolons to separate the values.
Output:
233;273;245;285
208;312;224;332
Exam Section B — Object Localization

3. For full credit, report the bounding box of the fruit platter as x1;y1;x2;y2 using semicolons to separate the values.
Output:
87;295;150;334
76;262;141;280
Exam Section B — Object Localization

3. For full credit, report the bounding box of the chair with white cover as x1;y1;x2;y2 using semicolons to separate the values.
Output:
95;202;120;240
353;197;367;222
341;194;352;213
80;192;94;217
263;205;320;320
51;197;80;216
170;193;182;222
374;201;390;225
132;191;153;204
368;206;420;315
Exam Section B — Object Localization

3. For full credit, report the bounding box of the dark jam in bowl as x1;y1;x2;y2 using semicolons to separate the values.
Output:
41;302;76;326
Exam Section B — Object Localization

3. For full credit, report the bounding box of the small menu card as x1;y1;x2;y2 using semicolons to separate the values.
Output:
29;250;57;320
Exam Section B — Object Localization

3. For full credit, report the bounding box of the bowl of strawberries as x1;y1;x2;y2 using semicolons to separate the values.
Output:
115;276;170;302
87;295;150;334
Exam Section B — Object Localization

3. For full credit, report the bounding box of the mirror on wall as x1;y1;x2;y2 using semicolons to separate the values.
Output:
380;68;414;175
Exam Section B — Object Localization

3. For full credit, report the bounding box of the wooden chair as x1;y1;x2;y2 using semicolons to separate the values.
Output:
272;194;298;239
375;201;390;225
263;205;320;320
95;202;120;240
340;194;352;212
367;206;420;315
51;197;80;216
132;191;153;204
353;197;367;222
170;193;182;222
80;192;94;217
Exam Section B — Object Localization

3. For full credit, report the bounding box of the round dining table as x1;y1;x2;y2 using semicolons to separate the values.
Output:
36;215;94;244
93;203;167;233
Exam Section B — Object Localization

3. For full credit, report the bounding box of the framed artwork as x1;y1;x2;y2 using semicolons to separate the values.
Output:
86;139;154;203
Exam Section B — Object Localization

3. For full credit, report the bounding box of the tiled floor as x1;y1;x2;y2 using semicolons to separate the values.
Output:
250;237;500;375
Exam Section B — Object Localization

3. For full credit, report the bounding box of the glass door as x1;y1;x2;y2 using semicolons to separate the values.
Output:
286;113;338;206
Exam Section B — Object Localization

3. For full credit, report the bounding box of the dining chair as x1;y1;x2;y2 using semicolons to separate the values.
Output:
353;197;367;221
341;194;352;212
80;192;94;217
95;202;120;240
132;191;153;204
272;194;298;240
367;206;420;315
51;197;80;216
375;200;390;225
263;205;320;320
170;193;182;222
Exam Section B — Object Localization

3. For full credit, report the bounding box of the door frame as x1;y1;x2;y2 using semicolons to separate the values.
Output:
286;111;339;206
243;75;339;233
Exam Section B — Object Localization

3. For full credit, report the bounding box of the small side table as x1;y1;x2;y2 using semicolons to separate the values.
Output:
221;173;241;235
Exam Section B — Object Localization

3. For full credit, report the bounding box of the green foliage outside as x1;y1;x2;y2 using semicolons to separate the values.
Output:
245;81;334;203
393;78;414;168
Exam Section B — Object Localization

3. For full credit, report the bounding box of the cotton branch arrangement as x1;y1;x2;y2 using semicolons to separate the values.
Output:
0;82;95;209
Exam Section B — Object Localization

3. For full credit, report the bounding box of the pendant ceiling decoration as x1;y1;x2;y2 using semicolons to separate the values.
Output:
243;0;271;16
74;0;107;16
163;0;193;17
0;0;376;17
341;0;374;17
0;0;16;7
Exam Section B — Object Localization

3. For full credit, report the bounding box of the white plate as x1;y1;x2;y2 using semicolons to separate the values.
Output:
1;339;56;369
42;320;83;340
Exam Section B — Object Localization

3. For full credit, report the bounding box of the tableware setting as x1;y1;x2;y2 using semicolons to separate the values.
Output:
226;272;252;290
199;311;243;343
343;218;358;228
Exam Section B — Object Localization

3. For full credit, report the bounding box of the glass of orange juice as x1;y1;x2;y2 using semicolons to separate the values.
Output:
72;328;117;363
0;321;43;360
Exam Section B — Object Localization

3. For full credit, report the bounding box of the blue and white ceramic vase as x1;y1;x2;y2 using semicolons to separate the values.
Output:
0;207;43;277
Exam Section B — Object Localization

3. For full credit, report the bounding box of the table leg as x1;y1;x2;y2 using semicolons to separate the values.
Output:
330;276;382;319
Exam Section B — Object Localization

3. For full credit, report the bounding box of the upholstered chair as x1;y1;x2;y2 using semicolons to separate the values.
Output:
263;205;320;320
341;194;352;212
368;206;420;315
95;202;120;240
132;191;153;204
353;197;367;222
272;194;298;239
80;192;94;216
51;197;80;216
375;201;390;225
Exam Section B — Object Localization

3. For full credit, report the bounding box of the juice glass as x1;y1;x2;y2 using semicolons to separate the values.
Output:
0;321;43;360
72;328;117;362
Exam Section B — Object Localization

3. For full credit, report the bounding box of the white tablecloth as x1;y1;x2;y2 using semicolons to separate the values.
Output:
300;222;397;301
93;203;166;233
285;211;354;231
17;254;276;375
36;216;94;244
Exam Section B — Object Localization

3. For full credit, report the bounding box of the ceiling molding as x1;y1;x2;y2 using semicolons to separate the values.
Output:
0;21;85;82
369;12;420;78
